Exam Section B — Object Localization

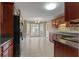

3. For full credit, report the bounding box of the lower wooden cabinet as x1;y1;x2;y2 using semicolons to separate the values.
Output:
2;44;13;57
54;41;78;57
8;44;13;57
0;39;13;57
0;47;2;57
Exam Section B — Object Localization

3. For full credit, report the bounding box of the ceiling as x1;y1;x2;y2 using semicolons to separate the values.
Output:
15;2;64;22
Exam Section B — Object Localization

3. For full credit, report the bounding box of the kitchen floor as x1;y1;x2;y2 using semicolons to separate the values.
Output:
20;37;54;57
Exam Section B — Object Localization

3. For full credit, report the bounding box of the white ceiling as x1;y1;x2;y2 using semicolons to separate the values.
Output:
15;2;64;22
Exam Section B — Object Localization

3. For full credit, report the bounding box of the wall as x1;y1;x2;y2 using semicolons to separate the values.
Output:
26;22;31;37
22;20;27;38
20;20;27;38
46;20;55;37
46;21;52;32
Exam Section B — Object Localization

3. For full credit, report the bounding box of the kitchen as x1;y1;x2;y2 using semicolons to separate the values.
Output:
0;2;79;57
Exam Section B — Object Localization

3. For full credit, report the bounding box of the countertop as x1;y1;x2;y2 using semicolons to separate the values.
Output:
0;39;11;48
49;28;79;49
0;35;12;47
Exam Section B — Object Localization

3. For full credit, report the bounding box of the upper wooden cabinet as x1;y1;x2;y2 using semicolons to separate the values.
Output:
0;3;3;34
0;3;2;24
0;3;14;36
65;2;79;21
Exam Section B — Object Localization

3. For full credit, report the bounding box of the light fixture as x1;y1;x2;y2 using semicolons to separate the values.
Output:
45;3;57;10
33;17;41;23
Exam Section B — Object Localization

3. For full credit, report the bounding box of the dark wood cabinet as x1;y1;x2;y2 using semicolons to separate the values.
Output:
51;2;79;57
65;2;79;21
8;39;13;57
0;3;3;35
0;47;2;57
54;41;78;57
2;39;13;57
0;2;14;57
1;3;14;36
8;44;13;57
0;2;14;43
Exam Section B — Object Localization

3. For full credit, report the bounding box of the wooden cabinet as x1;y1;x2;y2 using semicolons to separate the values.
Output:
52;2;79;57
0;2;14;57
8;39;13;57
65;2;79;21
54;41;78;57
2;39;13;57
0;47;2;57
8;44;13;57
0;3;3;23
0;2;14;43
0;3;3;35
1;3;14;36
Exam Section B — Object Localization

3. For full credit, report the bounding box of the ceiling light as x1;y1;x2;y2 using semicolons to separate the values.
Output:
45;3;57;10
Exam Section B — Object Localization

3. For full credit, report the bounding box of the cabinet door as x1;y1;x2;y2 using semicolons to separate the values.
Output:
0;47;2;57
0;3;1;24
8;39;13;57
54;41;78;57
8;44;13;57
65;2;79;21
1;3;14;36
0;3;3;35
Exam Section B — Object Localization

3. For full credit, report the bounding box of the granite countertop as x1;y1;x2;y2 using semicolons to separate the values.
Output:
0;39;11;48
49;28;79;49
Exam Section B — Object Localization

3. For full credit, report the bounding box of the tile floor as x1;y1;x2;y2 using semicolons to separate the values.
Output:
20;37;54;57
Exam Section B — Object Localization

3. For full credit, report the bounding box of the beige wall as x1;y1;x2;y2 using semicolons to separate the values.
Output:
46;21;53;37
23;20;27;38
46;21;52;32
20;20;27;38
26;22;30;37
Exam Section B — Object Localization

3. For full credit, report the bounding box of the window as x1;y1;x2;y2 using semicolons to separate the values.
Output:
30;23;46;37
